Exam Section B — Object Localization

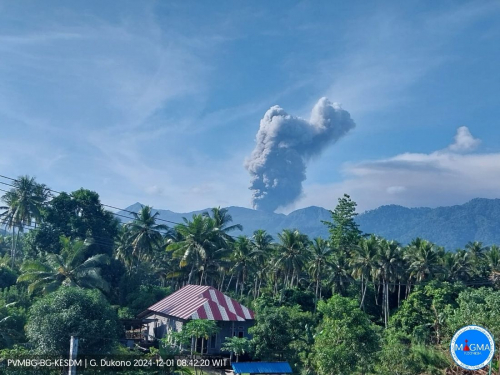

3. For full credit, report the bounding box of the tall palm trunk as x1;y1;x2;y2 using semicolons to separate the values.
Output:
315;275;320;301
360;275;368;310
235;270;240;294
398;281;401;307
385;282;389;328
10;226;15;267
253;277;258;299
199;268;205;285
226;274;234;292
219;272;225;291
187;264;195;284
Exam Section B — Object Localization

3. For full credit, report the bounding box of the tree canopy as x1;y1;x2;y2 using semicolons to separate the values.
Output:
26;287;122;355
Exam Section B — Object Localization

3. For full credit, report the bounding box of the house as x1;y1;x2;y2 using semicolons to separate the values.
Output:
232;362;293;374
137;284;255;355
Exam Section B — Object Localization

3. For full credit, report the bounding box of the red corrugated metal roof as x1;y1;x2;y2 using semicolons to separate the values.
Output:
144;284;255;321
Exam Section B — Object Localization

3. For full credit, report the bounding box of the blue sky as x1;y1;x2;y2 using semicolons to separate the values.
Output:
1;0;500;213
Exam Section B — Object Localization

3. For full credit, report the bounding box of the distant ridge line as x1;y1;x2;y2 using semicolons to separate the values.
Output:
120;198;500;250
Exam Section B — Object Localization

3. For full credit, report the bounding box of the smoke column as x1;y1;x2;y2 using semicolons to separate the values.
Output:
245;97;356;212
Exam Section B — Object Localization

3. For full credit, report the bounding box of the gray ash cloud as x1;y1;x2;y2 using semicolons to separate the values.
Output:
245;97;356;212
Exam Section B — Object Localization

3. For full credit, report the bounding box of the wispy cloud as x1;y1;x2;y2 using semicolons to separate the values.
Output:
319;1;500;115
298;127;500;212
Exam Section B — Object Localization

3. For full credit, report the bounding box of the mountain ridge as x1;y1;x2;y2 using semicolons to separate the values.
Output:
120;198;500;250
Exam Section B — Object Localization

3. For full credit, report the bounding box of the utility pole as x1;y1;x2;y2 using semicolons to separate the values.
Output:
69;336;78;375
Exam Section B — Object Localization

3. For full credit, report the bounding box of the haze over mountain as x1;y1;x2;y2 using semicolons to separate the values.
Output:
121;198;500;250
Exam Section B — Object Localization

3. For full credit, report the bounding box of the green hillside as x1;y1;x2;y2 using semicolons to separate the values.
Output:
123;198;500;250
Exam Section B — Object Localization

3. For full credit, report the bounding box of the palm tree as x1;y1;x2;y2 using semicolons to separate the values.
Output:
465;241;487;276
126;206;169;262
168;214;225;285
114;226;135;273
0;176;50;265
351;235;379;310
442;249;472;282
275;230;310;288
17;236;110;294
251;230;273;298
406;238;442;283
327;249;351;296
486;245;500;272
231;236;255;296
308;238;333;302
376;238;401;328
205;207;243;238
0;190;20;259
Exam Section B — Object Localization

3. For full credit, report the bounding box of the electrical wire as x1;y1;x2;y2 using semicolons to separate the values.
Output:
0;173;498;289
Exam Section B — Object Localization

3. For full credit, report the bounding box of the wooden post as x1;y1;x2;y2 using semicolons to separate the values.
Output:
69;336;78;375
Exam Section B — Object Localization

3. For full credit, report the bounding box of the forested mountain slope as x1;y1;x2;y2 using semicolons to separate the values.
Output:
122;198;500;250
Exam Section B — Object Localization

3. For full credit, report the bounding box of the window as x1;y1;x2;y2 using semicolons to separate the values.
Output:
238;326;244;338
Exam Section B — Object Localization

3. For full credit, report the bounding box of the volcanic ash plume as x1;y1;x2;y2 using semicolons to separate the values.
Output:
245;97;356;212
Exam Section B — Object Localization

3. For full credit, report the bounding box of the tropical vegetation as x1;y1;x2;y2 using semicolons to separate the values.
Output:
1;176;500;374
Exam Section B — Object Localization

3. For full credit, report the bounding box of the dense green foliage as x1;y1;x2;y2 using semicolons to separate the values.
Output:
125;198;500;250
313;295;380;374
221;336;251;362
1;175;500;374
26;287;122;355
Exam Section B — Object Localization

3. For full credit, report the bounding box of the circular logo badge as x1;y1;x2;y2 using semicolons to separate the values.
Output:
450;325;495;370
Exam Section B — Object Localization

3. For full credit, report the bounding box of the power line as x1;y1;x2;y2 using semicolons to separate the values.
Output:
0;173;245;243
1;214;496;287
0;218;117;250
1;172;499;288
0;177;170;231
0;174;185;227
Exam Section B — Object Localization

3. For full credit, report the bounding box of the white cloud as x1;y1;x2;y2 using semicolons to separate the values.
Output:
448;126;481;152
297;127;500;212
387;186;406;195
145;185;165;196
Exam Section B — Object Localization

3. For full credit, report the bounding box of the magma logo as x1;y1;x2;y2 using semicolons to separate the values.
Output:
450;325;495;370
